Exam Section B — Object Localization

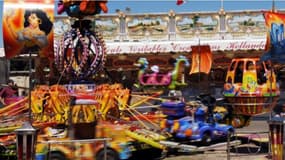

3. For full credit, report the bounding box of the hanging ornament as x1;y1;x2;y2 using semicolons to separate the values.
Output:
54;20;106;79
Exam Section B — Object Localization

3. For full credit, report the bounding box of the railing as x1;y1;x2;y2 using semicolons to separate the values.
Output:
55;10;284;43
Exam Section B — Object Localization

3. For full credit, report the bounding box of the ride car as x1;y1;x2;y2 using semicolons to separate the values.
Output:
161;116;234;145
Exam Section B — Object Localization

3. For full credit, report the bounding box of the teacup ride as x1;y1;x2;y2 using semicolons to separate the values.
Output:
223;58;280;127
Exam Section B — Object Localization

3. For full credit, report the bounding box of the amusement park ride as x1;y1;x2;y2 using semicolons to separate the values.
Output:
221;57;280;127
0;1;284;160
134;55;189;90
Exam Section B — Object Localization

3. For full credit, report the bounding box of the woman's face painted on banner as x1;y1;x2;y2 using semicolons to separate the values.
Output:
28;13;41;28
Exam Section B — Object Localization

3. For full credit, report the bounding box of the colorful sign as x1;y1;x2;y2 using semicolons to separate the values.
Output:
261;11;285;63
2;0;54;59
104;39;266;54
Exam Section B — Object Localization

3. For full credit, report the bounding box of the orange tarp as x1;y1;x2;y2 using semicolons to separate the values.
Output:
189;45;212;75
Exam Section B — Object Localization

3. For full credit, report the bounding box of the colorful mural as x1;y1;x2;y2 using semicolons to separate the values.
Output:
2;0;54;59
176;15;218;33
127;15;167;41
260;11;285;63
227;14;265;32
54;19;71;37
94;18;120;40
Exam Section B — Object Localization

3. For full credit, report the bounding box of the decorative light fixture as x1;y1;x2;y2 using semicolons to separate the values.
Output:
14;122;38;160
268;117;284;160
55;20;106;79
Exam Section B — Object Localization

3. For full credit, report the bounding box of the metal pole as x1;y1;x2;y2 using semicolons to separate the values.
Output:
268;63;273;158
68;96;76;139
198;39;201;94
47;143;51;160
270;65;273;120
272;0;276;12
104;140;107;160
28;51;32;122
227;132;231;160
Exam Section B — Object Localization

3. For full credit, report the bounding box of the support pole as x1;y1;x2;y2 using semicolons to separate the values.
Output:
28;51;32;122
227;131;231;160
198;39;201;95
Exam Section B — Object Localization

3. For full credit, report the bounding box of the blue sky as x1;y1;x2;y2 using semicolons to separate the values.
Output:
0;1;285;48
106;1;284;14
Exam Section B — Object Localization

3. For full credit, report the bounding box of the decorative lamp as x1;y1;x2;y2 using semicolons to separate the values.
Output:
15;121;37;160
268;117;284;160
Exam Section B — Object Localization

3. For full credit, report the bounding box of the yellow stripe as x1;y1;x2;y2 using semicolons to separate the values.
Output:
125;130;165;149
0;126;20;133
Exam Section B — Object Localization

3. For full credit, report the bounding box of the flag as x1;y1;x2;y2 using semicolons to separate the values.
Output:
189;45;212;75
260;11;285;64
176;0;185;5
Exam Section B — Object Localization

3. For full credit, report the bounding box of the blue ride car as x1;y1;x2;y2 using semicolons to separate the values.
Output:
162;116;234;145
160;101;234;145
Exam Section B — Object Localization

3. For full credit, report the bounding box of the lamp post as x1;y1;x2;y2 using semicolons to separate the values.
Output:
268;117;284;160
14;121;37;160
15;51;37;160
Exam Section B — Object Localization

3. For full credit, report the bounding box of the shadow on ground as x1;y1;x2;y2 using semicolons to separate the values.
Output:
165;136;269;158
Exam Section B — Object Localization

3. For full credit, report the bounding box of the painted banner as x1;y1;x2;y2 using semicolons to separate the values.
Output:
2;0;54;59
189;45;212;75
260;11;285;63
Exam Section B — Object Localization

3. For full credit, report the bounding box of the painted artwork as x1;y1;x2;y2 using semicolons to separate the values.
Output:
176;16;218;33
260;11;285;63
54;18;71;37
227;14;265;32
128;17;167;35
2;0;54;59
95;18;119;40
